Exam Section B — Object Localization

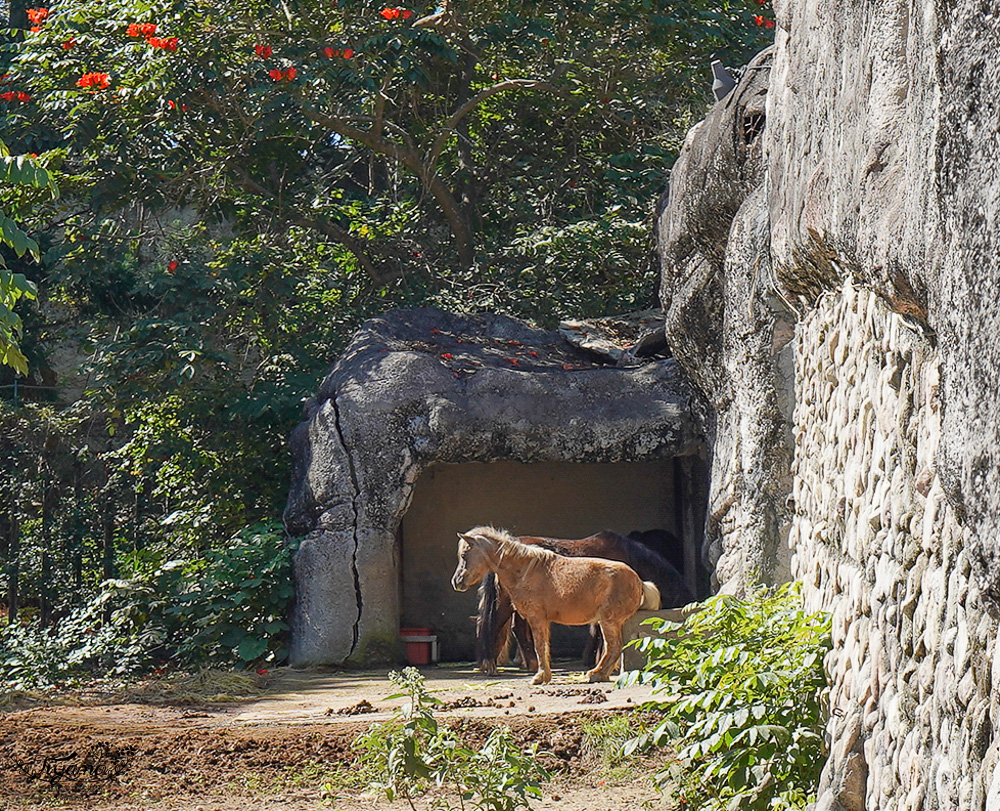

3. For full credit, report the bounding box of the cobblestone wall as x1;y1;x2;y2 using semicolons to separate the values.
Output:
790;278;997;811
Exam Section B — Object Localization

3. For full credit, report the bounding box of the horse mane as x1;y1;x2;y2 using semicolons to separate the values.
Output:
476;572;504;669
466;526;555;564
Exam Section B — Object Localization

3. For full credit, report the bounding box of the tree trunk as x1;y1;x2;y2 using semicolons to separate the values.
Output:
8;0;27;29
6;510;19;620
39;487;52;626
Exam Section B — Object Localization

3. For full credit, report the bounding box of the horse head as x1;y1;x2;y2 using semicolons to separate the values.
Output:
451;532;494;592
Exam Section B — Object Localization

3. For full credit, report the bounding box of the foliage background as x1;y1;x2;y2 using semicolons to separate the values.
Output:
0;0;773;677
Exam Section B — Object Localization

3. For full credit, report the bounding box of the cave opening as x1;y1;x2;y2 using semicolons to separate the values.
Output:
397;457;710;662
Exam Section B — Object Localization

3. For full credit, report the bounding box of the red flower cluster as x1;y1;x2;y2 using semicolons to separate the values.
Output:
254;44;273;58
269;66;297;81
127;23;178;50
61;38;76;49
323;46;354;58
167;99;189;111
753;15;775;28
379;7;412;20
26;7;48;30
0;90;31;102
76;72;110;89
167;260;179;272
147;36;179;51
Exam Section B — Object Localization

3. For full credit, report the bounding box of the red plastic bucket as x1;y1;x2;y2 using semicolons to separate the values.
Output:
399;627;435;666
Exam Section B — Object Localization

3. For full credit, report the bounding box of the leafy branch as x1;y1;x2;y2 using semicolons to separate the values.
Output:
621;582;831;811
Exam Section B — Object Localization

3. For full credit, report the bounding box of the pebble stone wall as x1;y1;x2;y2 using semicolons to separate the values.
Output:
790;277;999;811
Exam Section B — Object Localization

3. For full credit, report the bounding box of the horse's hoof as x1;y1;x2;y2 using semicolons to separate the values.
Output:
531;672;551;685
587;671;610;683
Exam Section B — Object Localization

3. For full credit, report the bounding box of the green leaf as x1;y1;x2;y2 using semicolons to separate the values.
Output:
237;635;269;661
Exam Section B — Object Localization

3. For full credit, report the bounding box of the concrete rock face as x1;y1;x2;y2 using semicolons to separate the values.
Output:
656;2;1000;810
658;47;795;593
284;308;701;666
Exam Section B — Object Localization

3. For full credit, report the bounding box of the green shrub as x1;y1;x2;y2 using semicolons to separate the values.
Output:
0;521;294;689
352;668;550;811
620;582;831;811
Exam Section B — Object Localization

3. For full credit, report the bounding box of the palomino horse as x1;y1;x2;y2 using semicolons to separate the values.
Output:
475;530;693;674
451;526;661;684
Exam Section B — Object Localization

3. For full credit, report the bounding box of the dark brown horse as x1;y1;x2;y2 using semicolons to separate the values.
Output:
475;529;694;674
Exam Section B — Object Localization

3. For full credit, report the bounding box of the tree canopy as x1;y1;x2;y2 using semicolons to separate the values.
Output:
0;0;773;677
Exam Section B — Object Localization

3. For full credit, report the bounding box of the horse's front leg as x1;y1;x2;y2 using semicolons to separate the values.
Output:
512;613;538;671
582;623;603;668
587;621;622;682
527;620;552;684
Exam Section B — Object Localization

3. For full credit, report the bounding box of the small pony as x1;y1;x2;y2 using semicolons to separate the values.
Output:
475;529;692;674
451;526;660;684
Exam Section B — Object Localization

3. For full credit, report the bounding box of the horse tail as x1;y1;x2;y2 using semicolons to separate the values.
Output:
640;580;661;610
476;572;503;673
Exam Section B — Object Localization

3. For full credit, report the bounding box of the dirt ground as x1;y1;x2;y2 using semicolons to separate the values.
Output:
0;661;677;811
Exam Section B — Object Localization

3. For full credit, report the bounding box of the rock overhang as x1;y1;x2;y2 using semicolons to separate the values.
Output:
283;307;703;665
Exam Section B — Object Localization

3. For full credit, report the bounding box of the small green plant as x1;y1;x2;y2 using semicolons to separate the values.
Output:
581;713;647;773
620;581;831;811
352;668;550;811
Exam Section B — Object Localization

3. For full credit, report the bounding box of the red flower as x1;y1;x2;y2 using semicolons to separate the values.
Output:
26;7;48;25
285;66;297;80
146;35;179;51
168;99;176;108
754;14;764;25
167;260;178;272
61;38;76;49
268;68;284;81
342;48;354;58
256;668;268;675
764;18;775;28
76;72;110;89
0;91;16;101
504;357;520;365
324;46;338;58
16;91;30;102
380;7;410;19
440;353;453;360
254;44;273;58
527;351;539;358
